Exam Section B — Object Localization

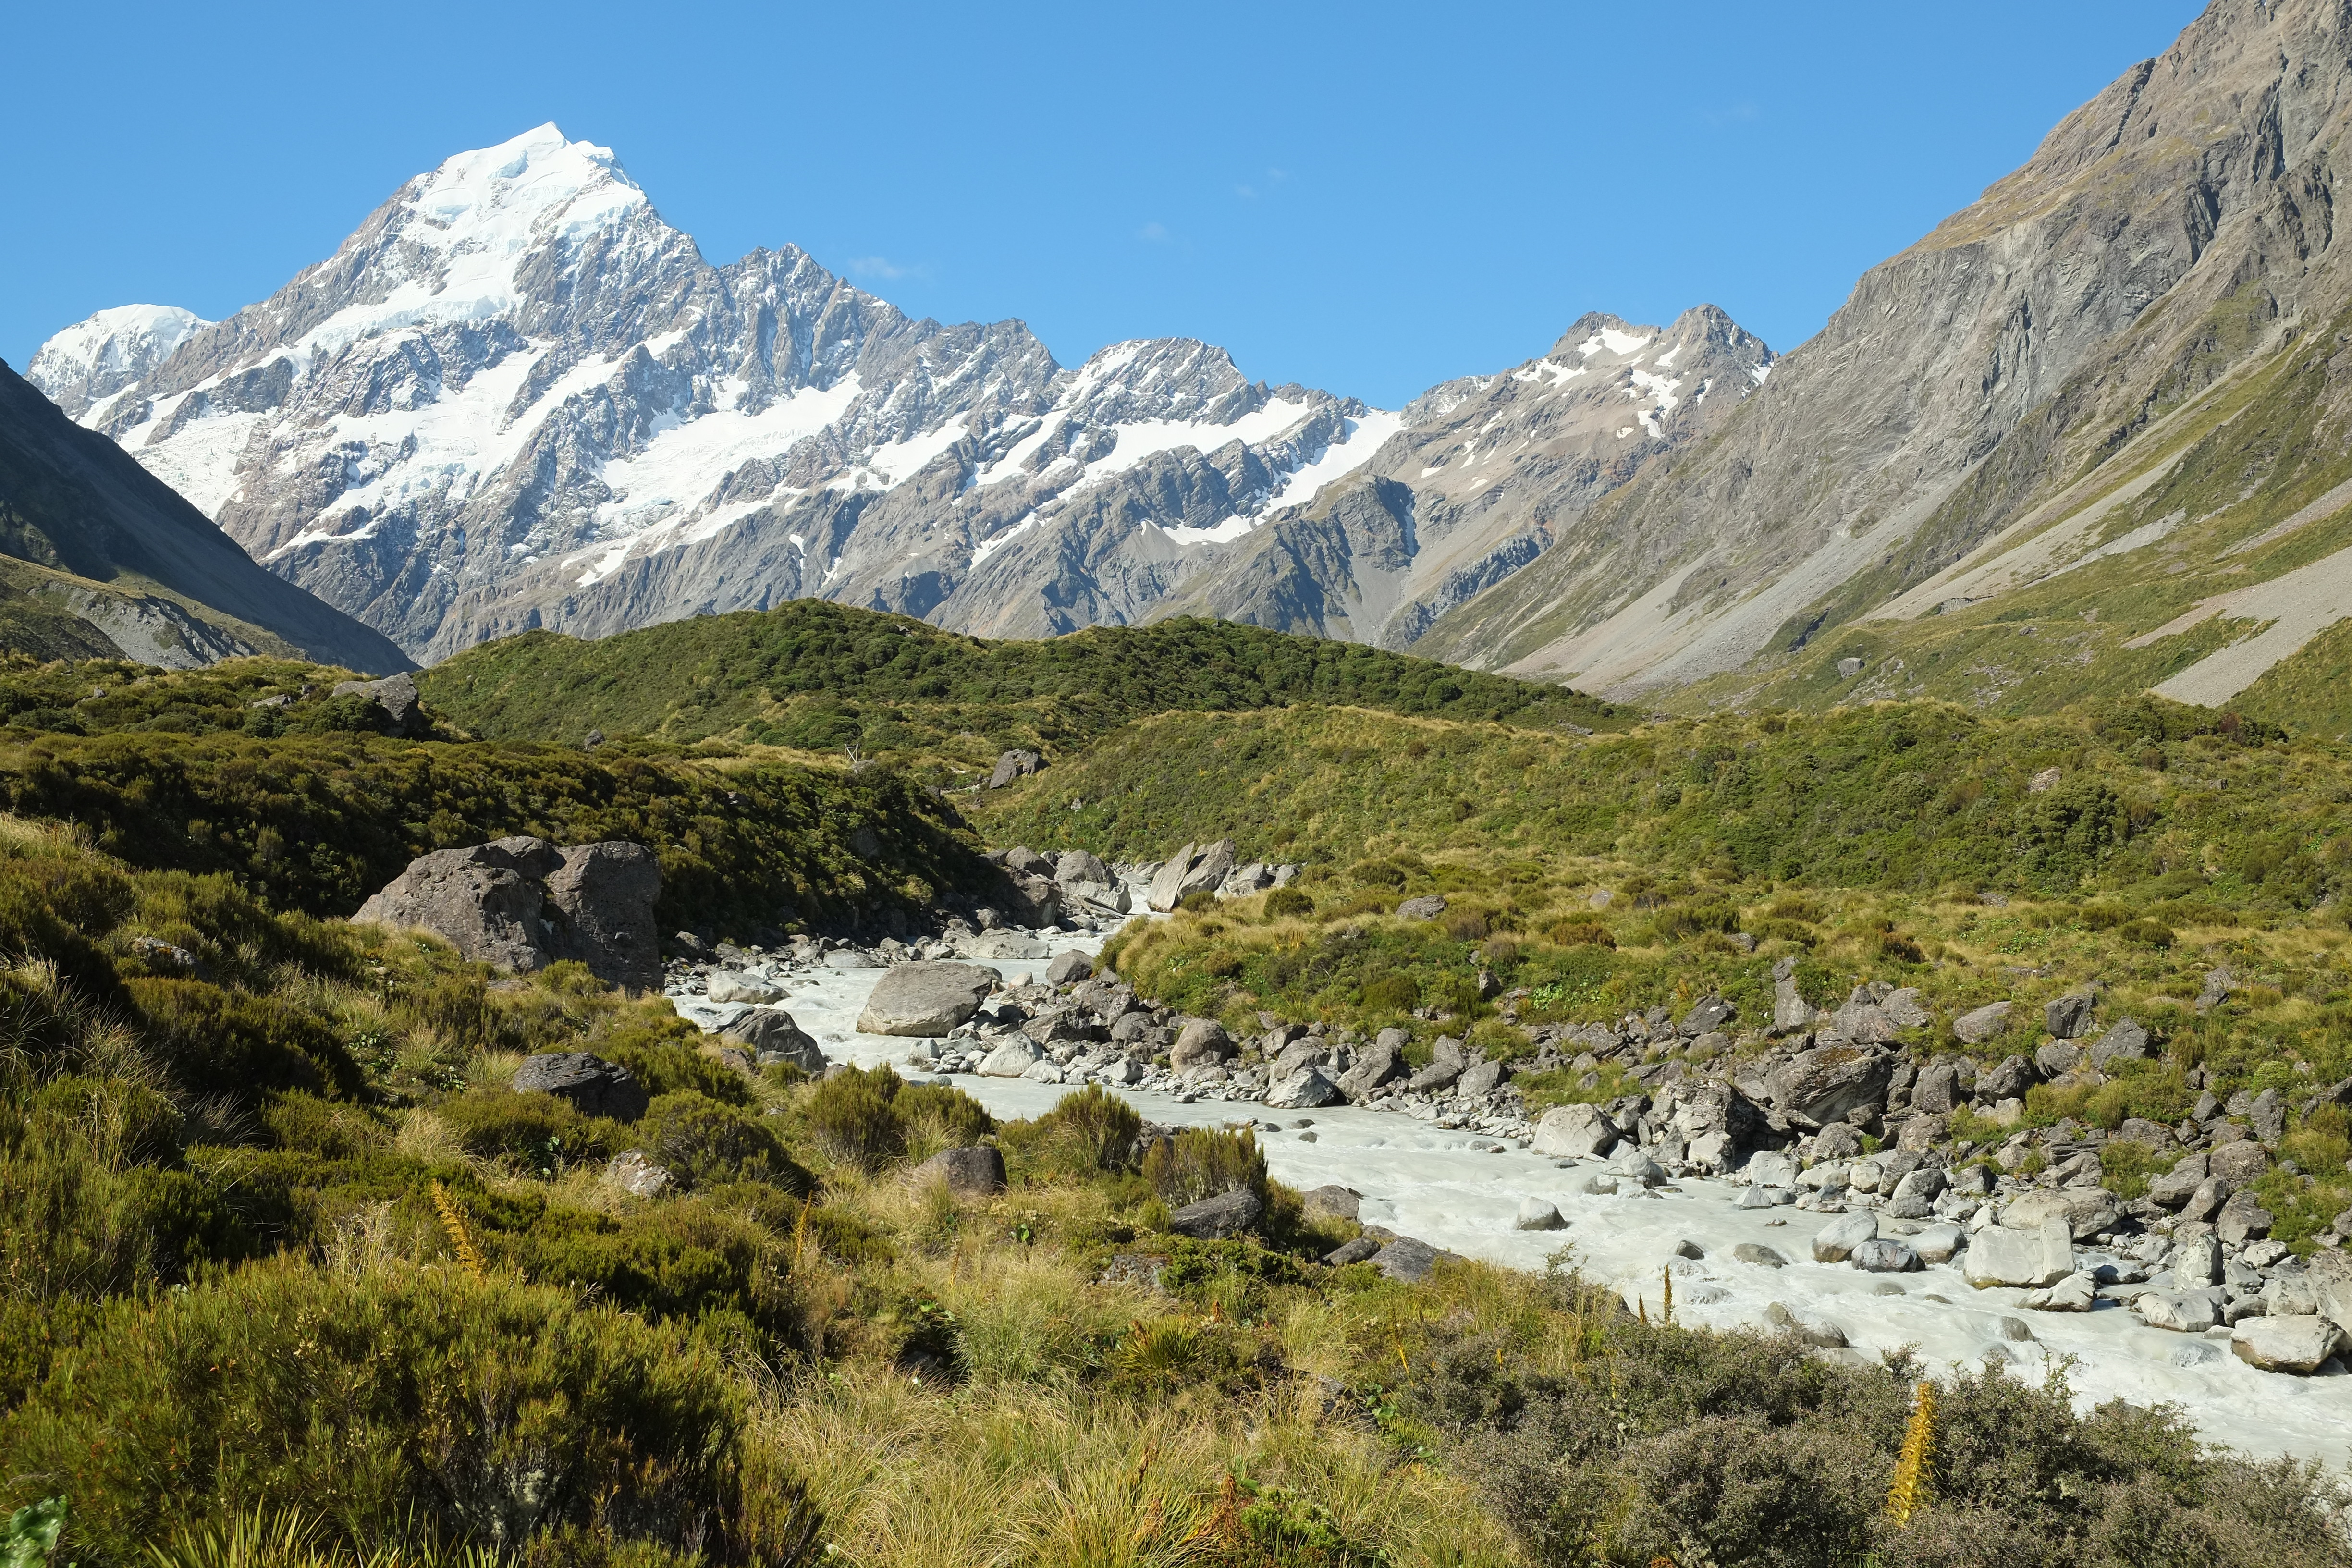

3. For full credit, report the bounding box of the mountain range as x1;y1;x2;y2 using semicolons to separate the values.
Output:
22;0;2352;728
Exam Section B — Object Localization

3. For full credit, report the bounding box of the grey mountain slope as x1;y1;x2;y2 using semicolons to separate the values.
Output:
1419;0;2352;697
0;357;410;672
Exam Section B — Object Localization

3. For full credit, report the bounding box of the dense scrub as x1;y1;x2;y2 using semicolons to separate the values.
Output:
0;719;984;931
416;601;1623;764
975;696;2343;907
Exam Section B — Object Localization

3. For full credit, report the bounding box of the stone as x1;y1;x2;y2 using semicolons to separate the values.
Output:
1962;1221;2074;1288
1145;840;1238;911
1407;1060;1462;1093
1609;1147;1669;1187
1167;1187;1263;1239
988;749;1043;788
1911;1060;1963;1115
2089;1018;2150;1070
2216;1190;2275;1245
1745;1150;1799;1188
1514;1198;1567;1231
978;1039;1044;1077
2035;1040;2084;1078
2147;1155;2210;1209
1850;1239;1922;1273
1528;1103;1621;1160
2111;1117;2175;1151
1971;1055;2033;1103
2209;1140;2272;1184
1455;1055;1512;1096
916;1145;1007;1196
720;1008;825;1074
1054;849;1112;888
1764;1302;1848;1348
1886;1167;1945;1220
2264;1270;2320;1318
2045;992;2098;1040
331;671;429;736
1373;1237;1446;1282
824;948;882;969
1323;1237;1381;1267
1022;1059;1066;1084
2233;1315;2344;1373
2136;1291;2221;1334
1302;1185;1361;1223
1678;994;1736;1036
1812;1211;1880;1263
706;970;784;1005
1836;656;1865;678
1169;1020;1235;1069
1270;1039;1326;1079
2020;1272;2097;1312
2003;1187;2120;1242
1953;1002;2013;1045
1004;873;1064;928
1336;1040;1405;1100
513;1052;648;1122
354;837;559;974
1573;1173;1620;1196
2181;1178;2231;1224
1734;1242;1790;1268
1267;1066;1343;1110
602;1149;671;1198
858;961;999;1036
2309;1253;2352;1335
1686;1131;1736;1173
1913;1222;1965;1262
1396;894;1448;921
1771;978;1815;1036
1765;1044;1895;1127
1739;1185;1794;1210
1880;988;1932;1029
1044;950;1094;986
1812;1123;1865;1161
956;930;1051;961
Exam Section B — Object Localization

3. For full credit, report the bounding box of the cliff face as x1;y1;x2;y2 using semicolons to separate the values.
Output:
1421;0;2352;704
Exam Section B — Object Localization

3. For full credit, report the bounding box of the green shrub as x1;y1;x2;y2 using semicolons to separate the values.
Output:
437;1089;617;1173
1142;1126;1267;1209
892;1080;996;1153
259;1092;387;1159
1263;886;1314;919
1360;974;1421;1013
642;1090;809;1193
127;978;361;1102
1543;916;1616;949
596;1020;752;1107
1006;1084;1142;1177
804;1066;907;1173
0;1258;822;1563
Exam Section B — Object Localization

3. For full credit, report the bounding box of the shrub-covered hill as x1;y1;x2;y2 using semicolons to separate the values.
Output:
415;601;1624;765
3;815;2346;1567
0;672;985;933
972;696;2347;910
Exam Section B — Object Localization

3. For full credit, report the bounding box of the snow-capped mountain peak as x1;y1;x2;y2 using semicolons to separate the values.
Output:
26;304;211;420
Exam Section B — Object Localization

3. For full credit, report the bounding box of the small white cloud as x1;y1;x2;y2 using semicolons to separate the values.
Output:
848;256;927;280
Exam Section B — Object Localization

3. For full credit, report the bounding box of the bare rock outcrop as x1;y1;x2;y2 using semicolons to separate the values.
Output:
354;836;662;991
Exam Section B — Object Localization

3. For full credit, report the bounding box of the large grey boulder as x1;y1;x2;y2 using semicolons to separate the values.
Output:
1407;1060;1461;1093
988;749;1043;788
2020;1272;2097;1312
2089;1017;2150;1070
720;1007;825;1074
1975;1054;2035;1100
1514;1198;1567;1231
1962;1220;2073;1288
1044;949;1094;986
1373;1237;1446;1282
1336;1038;1405;1100
1771;978;1815;1036
1765;1044;1894;1127
858;961;999;1036
2217;1189;2275;1244
1168;1186;1262;1239
1169;1019;1234;1069
2210;1139;2272;1184
1850;1239;1922;1273
1531;1103;1620;1159
331;672;429;736
2003;1187;2119;1242
1811;1211;1880;1263
978;1038;1043;1077
2233;1315;2344;1373
1457;1059;1508;1097
1953;1001;2013;1044
355;837;556;973
355;836;662;991
2045;992;2098;1040
1396;894;1448;921
706;971;784;1004
915;1145;1007;1196
1054;849;1111;888
1266;1067;1343;1110
2136;1290;2221;1334
1302;1185;1361;1222
513;1052;648;1122
542;843;664;991
1145;840;1237;911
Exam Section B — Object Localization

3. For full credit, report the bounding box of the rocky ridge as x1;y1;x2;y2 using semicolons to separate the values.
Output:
31;126;1765;665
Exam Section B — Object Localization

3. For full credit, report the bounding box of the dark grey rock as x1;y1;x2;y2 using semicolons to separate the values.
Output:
2045;992;2098;1040
989;749;1043;788
916;1145;1006;1196
1323;1236;1381;1266
331;672;428;737
1044;949;1094;986
722;1007;826;1074
1168;1186;1263;1239
1373;1237;1446;1281
1396;894;1448;921
513;1052;647;1122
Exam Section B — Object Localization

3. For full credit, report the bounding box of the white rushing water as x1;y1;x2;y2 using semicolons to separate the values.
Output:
673;931;2352;1467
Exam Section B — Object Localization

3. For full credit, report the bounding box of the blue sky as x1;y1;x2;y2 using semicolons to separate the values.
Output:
5;1;2208;407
